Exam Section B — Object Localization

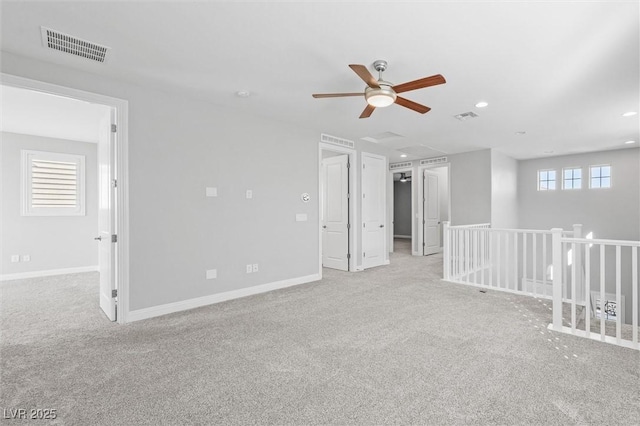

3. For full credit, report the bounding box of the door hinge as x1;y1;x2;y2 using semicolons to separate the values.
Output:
347;223;350;229
347;192;350;199
112;179;117;188
112;289;117;298
423;242;426;247
347;162;351;169
347;253;351;259
111;234;118;243
111;124;117;133
423;220;425;224
363;164;366;169
363;223;366;228
363;252;366;257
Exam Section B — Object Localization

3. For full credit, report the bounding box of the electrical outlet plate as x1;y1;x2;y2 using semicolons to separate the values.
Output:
206;187;217;197
22;255;31;262
206;269;217;279
252;264;258;272
246;190;253;199
246;264;253;273
11;255;20;263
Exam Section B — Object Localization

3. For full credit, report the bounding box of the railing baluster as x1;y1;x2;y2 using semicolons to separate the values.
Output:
533;233;537;296
616;245;621;344
465;229;470;283
480;229;485;286
571;242;577;333
600;244;606;342
514;232;518;293
523;233;527;294
489;230;493;288
585;244;590;338
632;246;638;348
497;231;501;289
506;231;510;290
542;234;547;298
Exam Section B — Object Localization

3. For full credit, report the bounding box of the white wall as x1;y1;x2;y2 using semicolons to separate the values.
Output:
518;148;640;240
2;52;322;312
1;132;98;274
491;150;518;229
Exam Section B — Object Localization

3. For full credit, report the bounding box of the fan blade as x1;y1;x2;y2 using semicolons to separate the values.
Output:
312;93;363;98
395;96;431;114
392;74;446;94
349;64;380;88
359;104;376;119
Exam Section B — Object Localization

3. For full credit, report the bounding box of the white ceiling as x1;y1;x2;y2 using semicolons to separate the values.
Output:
0;85;111;143
1;1;638;161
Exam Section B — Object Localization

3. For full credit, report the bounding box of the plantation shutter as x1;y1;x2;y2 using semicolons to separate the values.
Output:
31;159;78;208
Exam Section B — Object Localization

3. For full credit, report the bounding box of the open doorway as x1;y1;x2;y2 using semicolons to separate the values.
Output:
1;75;128;323
392;171;413;255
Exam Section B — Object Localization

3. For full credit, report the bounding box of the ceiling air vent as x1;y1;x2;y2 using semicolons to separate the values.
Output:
453;111;479;121
321;133;355;149
41;27;110;63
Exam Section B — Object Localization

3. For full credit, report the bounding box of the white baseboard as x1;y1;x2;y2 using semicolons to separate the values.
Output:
127;273;321;323
0;265;99;282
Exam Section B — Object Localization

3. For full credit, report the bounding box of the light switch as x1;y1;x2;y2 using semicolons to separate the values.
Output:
246;190;253;199
206;187;218;197
296;214;308;222
206;269;217;279
10;255;19;263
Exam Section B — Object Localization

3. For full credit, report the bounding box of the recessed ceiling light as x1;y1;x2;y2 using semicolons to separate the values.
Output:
400;154;407;158
625;140;636;144
515;131;526;136
475;101;488;108
236;91;251;98
622;111;637;117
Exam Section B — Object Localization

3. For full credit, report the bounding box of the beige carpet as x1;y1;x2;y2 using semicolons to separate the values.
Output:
1;250;639;425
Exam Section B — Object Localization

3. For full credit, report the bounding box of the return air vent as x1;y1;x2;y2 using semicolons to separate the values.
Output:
40;27;110;63
420;156;448;165
321;133;355;149
453;111;479;121
390;162;413;170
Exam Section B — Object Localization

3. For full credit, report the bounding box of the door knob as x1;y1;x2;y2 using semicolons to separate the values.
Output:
94;236;102;241
322;225;327;228
379;224;384;228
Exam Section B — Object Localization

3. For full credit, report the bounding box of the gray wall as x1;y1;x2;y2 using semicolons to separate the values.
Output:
491;150;518;229
393;180;411;237
449;149;492;226
1;132;98;274
518;148;640;240
2;52;321;311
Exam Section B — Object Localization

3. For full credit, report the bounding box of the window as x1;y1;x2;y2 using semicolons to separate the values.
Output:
21;150;85;216
537;169;556;191
590;165;611;189
563;167;582;190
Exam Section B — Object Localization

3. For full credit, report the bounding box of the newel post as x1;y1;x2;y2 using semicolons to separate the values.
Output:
443;221;450;280
551;228;564;331
572;224;584;304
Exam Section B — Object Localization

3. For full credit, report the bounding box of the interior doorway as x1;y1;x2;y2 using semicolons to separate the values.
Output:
319;145;355;272
422;165;450;256
392;170;413;255
1;74;129;323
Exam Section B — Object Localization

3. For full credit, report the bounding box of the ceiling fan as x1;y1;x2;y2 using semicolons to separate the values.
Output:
312;60;446;119
398;172;411;183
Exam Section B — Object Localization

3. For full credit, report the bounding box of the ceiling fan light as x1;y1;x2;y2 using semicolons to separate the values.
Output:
365;86;397;108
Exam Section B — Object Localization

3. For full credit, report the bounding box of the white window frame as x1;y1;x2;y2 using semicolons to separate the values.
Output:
21;150;86;216
589;164;611;189
562;167;582;190
537;169;557;191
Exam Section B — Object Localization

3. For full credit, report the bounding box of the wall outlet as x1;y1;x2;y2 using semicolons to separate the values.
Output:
246;264;253;274
246;189;253;199
206;187;218;197
10;255;20;263
206;269;217;279
252;263;259;273
22;255;31;262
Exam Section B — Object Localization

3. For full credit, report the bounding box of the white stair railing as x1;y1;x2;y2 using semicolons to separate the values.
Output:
443;222;639;350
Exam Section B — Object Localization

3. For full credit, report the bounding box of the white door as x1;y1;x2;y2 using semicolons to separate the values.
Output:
321;155;349;271
423;170;441;255
362;153;386;269
98;110;117;321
